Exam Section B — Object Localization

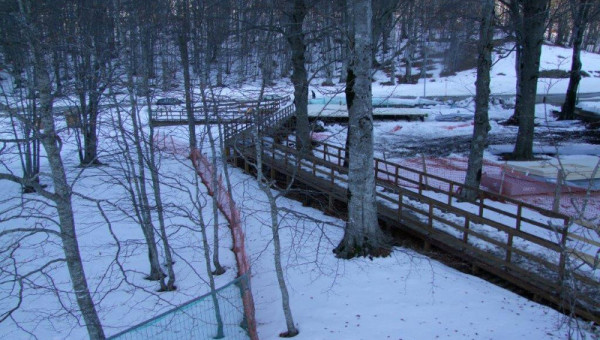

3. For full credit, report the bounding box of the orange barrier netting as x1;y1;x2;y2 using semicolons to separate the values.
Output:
190;150;257;340
154;132;258;340
388;156;599;221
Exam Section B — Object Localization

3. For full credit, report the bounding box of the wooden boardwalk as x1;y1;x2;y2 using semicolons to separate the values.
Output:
222;104;600;324
150;96;290;127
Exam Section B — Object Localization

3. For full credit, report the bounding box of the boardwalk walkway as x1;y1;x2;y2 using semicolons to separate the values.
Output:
150;96;290;126
152;96;599;323
222;103;600;324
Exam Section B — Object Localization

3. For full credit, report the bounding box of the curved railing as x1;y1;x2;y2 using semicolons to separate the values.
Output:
226;133;600;323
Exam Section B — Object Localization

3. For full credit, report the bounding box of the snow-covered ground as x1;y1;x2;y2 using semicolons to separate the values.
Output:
1;42;599;339
1;111;597;339
579;101;600;115
309;43;600;99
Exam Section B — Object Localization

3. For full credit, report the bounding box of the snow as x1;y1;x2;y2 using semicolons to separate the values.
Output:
488;143;600;157
579;101;600;115
1;111;595;339
1;42;599;339
310;43;600;99
308;103;428;119
242;189;592;340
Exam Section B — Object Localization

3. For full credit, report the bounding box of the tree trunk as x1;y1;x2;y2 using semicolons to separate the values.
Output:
35;50;105;340
81;95;101;166
339;0;349;83
512;0;549;160
161;41;171;91
199;85;225;276
178;32;197;150
556;14;568;45
141;30;155;79
193;176;225;339
12;83;41;193
128;101;167;287
117;92;165;284
334;0;389;259
145;96;177;289
560;0;592;121
253;115;299;337
504;0;523;126
287;0;311;154
324;36;335;85
462;0;494;201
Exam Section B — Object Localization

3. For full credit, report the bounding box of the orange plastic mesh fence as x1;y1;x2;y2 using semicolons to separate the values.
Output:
153;132;258;340
390;156;599;221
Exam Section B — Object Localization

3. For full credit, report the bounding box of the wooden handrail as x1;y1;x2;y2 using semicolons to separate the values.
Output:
223;103;599;321
317;139;570;221
152;95;291;122
258;138;599;288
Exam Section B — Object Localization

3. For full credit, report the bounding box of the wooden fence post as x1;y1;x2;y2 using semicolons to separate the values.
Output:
506;230;513;265
552;169;564;213
516;205;522;231
330;165;335;187
398;191;403;222
428;202;433;231
463;217;469;244
478;195;484;217
421;154;429;187
558;217;569;284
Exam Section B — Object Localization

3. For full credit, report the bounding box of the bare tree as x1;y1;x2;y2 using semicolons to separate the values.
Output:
334;0;389;259
0;82;41;194
511;0;550;160
0;1;105;337
198;83;226;275
191;174;226;339
67;0;116;166
250;106;299;337
283;0;312;154
176;0;198;150
560;0;598;120
462;0;494;201
106;88;167;286
142;89;177;290
170;156;227;339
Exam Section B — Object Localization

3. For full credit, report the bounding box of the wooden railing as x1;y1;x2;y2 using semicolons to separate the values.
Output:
223;103;295;145
227;134;600;322
151;95;291;123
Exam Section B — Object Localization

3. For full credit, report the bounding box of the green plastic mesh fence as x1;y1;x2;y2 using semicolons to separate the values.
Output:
108;275;251;340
